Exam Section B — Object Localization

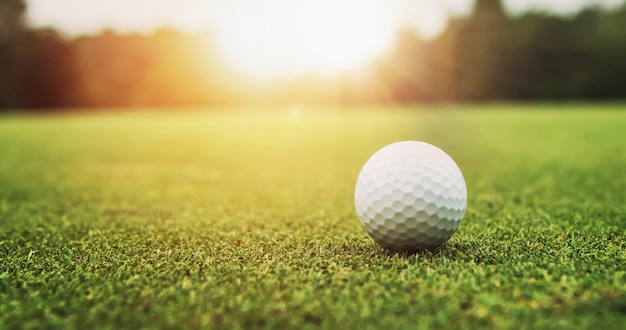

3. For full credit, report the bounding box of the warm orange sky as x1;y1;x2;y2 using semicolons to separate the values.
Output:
24;0;625;78
26;0;624;38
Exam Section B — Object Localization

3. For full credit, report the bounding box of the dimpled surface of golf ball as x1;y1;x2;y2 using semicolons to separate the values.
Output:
354;141;467;251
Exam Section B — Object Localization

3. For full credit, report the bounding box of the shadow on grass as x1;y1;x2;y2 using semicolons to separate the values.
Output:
366;239;490;262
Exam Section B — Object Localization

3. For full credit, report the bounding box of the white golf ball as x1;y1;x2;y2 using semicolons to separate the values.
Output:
354;141;467;251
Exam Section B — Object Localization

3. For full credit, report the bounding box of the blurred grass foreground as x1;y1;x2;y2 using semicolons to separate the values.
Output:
1;0;626;109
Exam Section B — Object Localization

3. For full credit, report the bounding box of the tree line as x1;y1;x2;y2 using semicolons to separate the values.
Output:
1;0;625;110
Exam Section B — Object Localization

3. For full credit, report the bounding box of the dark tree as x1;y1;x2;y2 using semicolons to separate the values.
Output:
0;0;26;42
0;0;76;109
0;0;28;108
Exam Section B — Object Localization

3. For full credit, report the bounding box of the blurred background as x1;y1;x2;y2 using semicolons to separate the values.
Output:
1;0;625;110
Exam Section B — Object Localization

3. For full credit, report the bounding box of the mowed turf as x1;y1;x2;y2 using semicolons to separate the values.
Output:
0;105;625;329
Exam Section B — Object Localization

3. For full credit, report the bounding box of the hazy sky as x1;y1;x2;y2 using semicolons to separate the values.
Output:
25;0;625;38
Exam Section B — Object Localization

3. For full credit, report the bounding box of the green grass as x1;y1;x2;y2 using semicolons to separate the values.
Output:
1;105;625;329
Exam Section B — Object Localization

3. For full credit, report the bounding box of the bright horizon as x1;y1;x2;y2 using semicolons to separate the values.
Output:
24;0;625;78
25;0;624;38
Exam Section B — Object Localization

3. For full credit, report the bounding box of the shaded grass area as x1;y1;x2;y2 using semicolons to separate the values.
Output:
1;105;625;329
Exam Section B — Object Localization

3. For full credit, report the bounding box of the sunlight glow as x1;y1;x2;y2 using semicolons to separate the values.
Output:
215;0;394;78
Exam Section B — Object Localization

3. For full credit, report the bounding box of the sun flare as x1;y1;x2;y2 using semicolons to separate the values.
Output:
215;0;394;78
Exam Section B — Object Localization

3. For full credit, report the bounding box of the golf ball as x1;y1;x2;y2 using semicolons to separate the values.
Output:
354;141;467;251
